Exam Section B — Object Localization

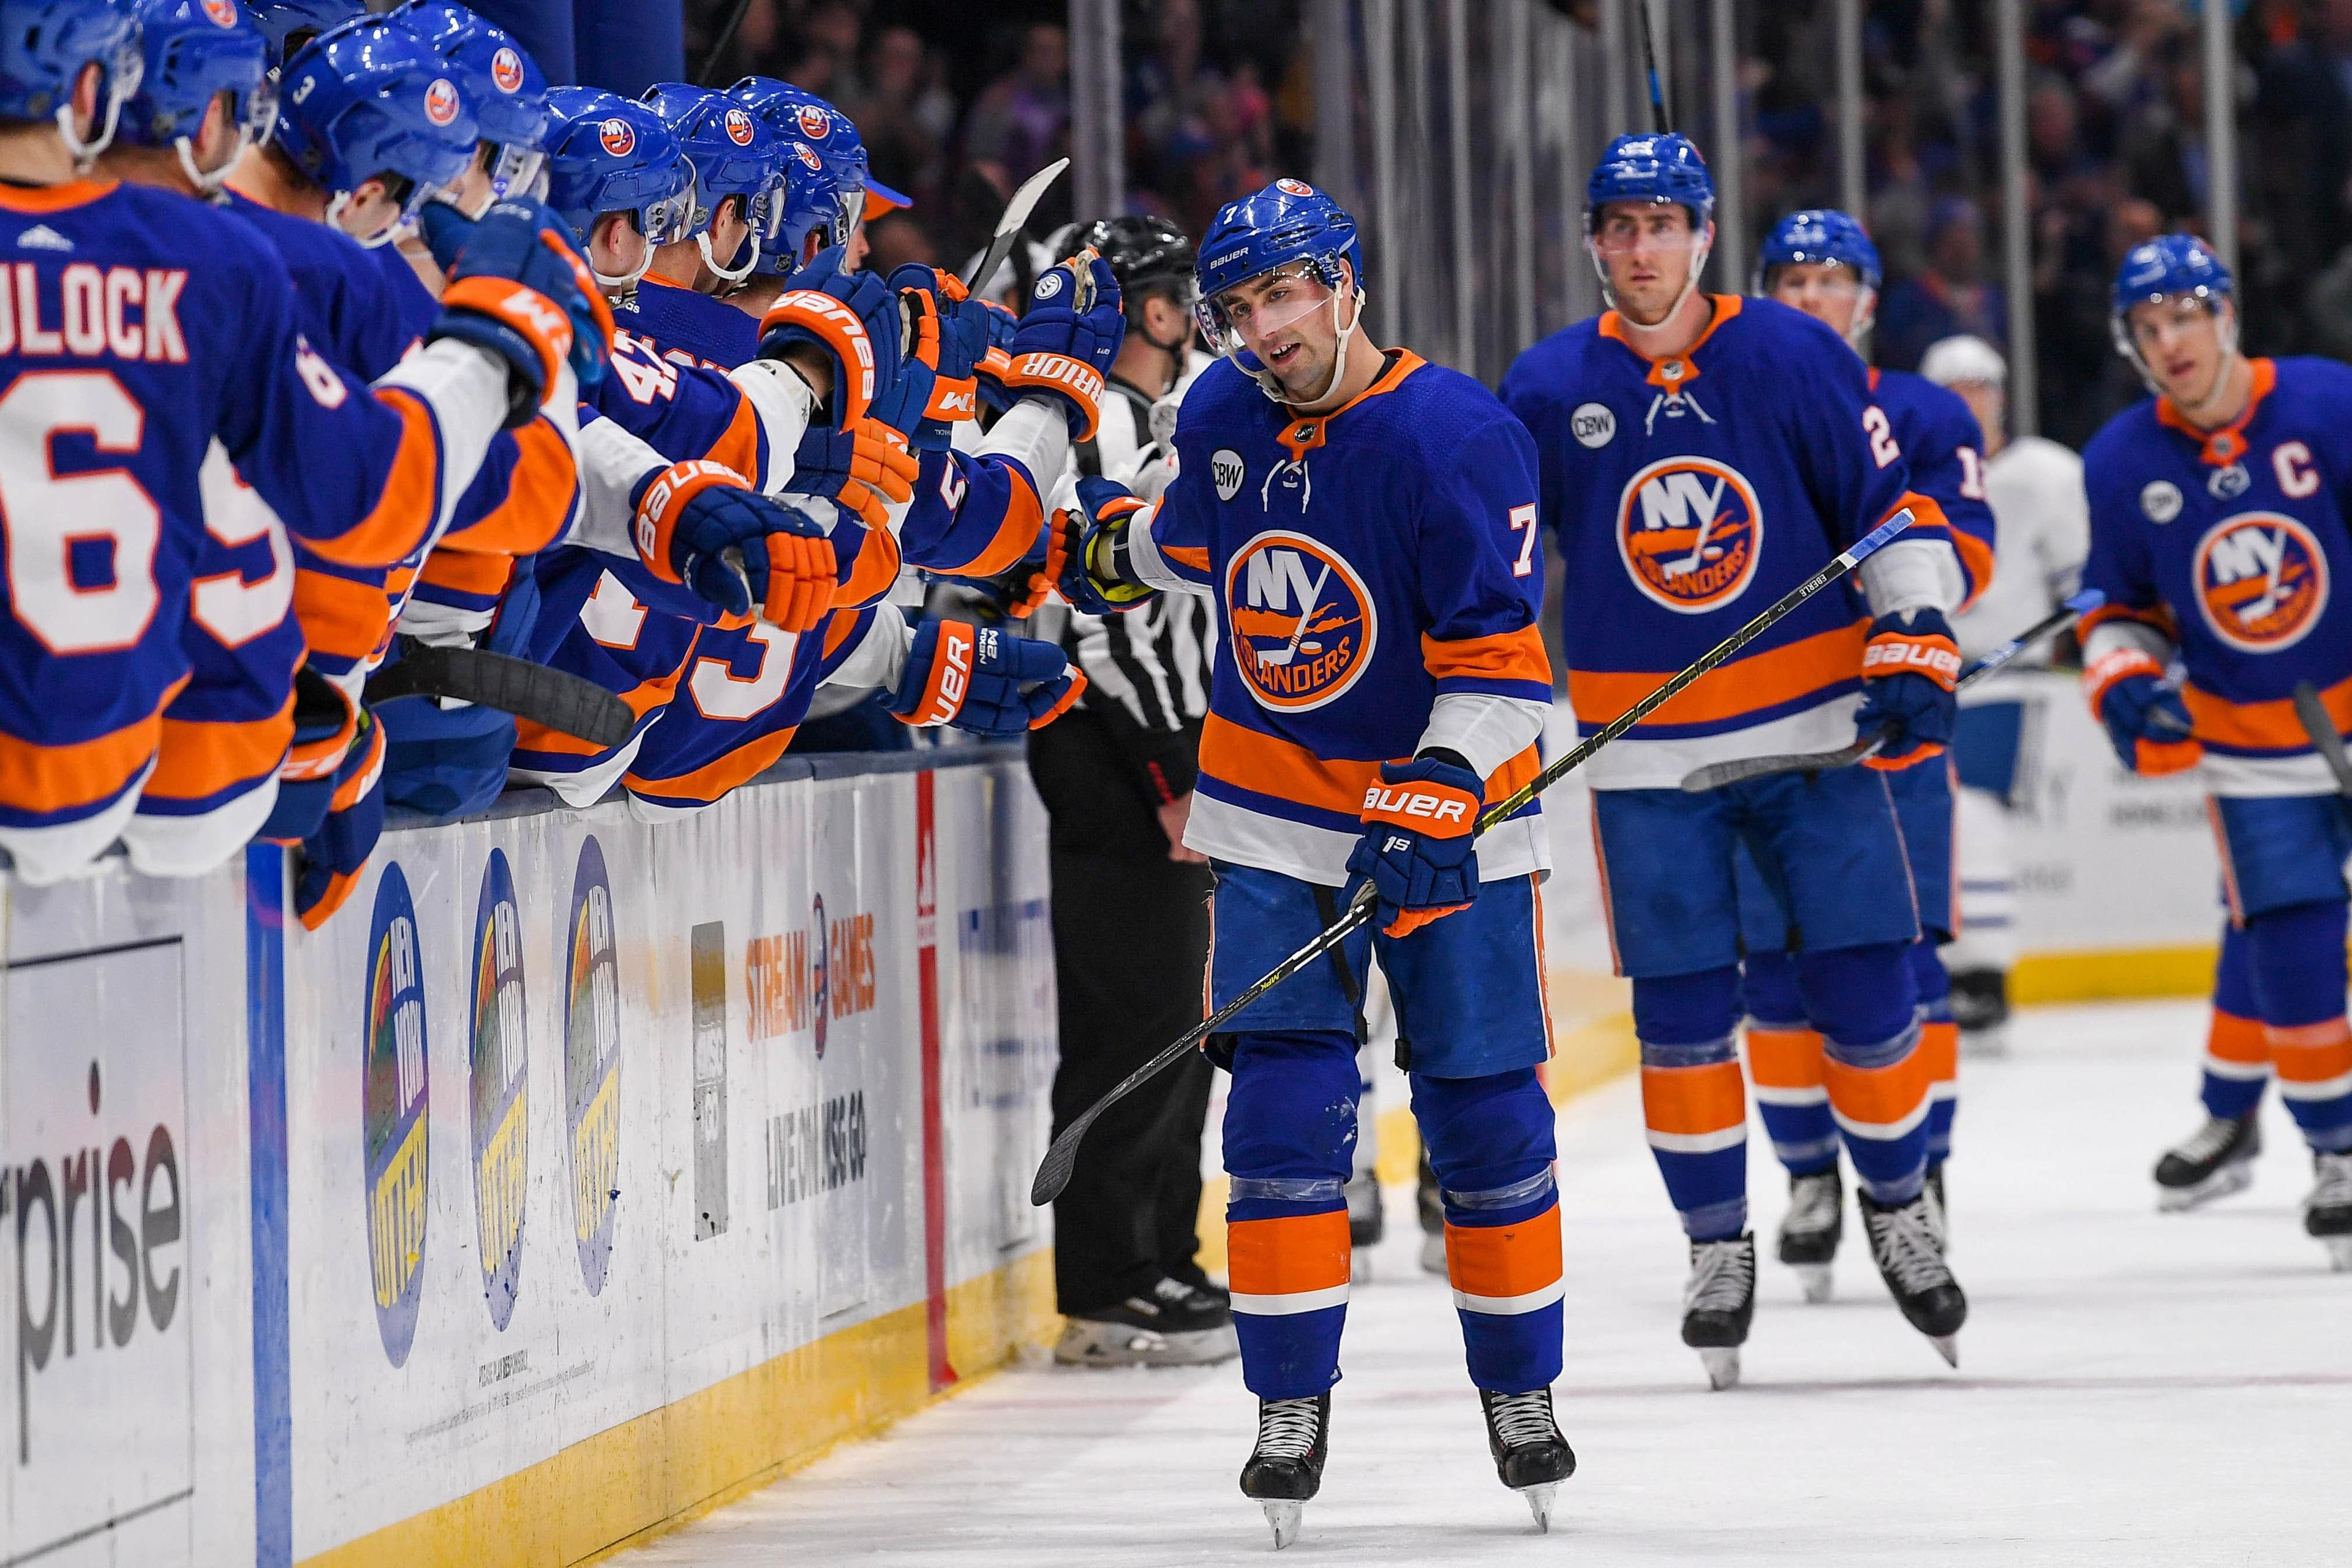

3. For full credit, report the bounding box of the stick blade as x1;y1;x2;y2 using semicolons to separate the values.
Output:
1030;1129;1082;1207
1679;736;1880;792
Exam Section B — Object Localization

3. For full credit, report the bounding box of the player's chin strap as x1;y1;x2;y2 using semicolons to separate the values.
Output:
176;129;254;200
326;191;404;251
1844;285;1879;350
1245;285;1370;410
2119;299;2242;413
698;228;759;286
56;86;130;171
1590;227;1713;337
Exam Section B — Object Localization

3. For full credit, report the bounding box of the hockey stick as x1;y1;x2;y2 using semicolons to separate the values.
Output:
1677;587;2107;791
695;0;758;84
1028;508;1920;1207
2292;680;2352;796
959;157;1072;294
364;643;636;748
1637;0;1673;131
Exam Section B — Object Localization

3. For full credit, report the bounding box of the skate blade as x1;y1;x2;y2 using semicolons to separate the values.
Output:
2155;1162;2255;1213
1262;1500;1303;1550
1930;1335;1959;1369
2324;1237;2352;1273
1351;1249;1374;1286
1793;1262;1833;1304
1419;1232;1449;1276
1053;1322;1238;1368
1518;1482;1559;1532
1698;1347;1741;1390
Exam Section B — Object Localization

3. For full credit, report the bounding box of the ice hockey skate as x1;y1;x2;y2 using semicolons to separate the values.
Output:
2154;1112;2261;1212
1478;1386;1576;1531
1416;1150;1447;1275
1924;1163;1950;1253
1238;1394;1329;1549
2302;1152;2352;1270
1053;1276;1239;1368
1778;1166;1843;1302
1681;1234;1757;1390
1859;1189;1967;1365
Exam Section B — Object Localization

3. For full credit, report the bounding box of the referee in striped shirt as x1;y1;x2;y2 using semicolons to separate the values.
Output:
1027;216;1232;1368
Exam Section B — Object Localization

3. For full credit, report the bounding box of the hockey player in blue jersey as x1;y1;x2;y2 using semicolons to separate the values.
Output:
1741;209;1999;1295
1058;179;1575;1544
1501;136;1969;1387
2077;235;2352;1266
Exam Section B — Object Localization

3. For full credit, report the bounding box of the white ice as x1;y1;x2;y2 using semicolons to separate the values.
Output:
625;1000;2352;1564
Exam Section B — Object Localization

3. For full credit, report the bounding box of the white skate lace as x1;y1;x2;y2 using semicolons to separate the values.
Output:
1684;1238;1755;1314
1785;1172;1840;1237
1865;1198;1952;1294
2173;1115;2247;1166
2306;1152;2352;1212
1485;1389;1558;1451
1254;1398;1322;1461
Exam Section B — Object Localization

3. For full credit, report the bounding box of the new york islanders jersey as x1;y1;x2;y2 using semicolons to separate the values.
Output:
1131;349;1553;886
1871;365;1997;604
614;272;757;370
1500;295;1949;790
0;177;511;847
2079;356;2352;795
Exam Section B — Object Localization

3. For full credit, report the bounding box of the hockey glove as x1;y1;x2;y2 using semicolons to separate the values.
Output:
1347;756;1483;938
998;252;1123;440
891;263;989;448
790;418;920;530
633;460;839;633
974;298;1022;414
755;245;899;423
294;709;387;932
2085;647;2203;776
888;617;1086;737
1855;609;1962;769
1050;476;1158;617
434;198;616;415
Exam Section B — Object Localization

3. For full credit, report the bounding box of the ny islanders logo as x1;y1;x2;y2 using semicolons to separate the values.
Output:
1616;457;1763;614
2192;513;2329;652
794;142;823;172
564;837;622;1297
1226;531;1376;710
469;850;529;1332
797;104;831;140
724;107;756;146
600;117;635;156
364;866;429;1367
491;47;526;94
423;77;461;128
201;0;236;26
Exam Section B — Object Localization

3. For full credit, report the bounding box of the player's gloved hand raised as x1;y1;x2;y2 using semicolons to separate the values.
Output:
1855;609;1962;769
633;459;839;633
974;298;1022;414
293;710;388;932
791;418;919;530
2085;646;2203;775
888;617;1086;737
755;244;899;423
1048;475;1158;617
998;252;1123;439
890;263;988;448
433;198;617;418
1346;755;1483;938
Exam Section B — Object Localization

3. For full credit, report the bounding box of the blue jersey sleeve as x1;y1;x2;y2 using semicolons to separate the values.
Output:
594;333;770;480
2076;426;2174;649
1896;377;1999;606
1782;324;1940;560
1415;411;1551;703
896;447;1045;577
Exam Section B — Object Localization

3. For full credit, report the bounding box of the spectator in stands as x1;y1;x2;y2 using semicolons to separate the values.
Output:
848;24;953;209
1877;196;2007;371
963;22;1070;186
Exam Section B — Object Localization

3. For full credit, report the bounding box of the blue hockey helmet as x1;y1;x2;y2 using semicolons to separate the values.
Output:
541;85;695;292
1756;208;1882;293
2109;233;2236;393
246;0;360;75
1586;132;1714;232
389;1;550;202
1193;176;1363;325
0;0;146;160
729;77;870;275
274;17;477;240
641;81;785;282
118;0;275;192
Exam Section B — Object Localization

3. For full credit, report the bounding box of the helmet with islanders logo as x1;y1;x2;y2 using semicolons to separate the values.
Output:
1194;178;1366;406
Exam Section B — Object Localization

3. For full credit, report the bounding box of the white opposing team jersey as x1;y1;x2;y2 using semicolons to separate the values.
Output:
1953;435;2090;672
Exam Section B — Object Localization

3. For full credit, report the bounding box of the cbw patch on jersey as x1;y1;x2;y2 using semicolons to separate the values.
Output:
2193;513;2329;653
1616;456;1763;614
1224;530;1376;711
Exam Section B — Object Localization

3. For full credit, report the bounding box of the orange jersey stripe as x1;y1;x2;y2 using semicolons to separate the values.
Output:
1226;1210;1352;1298
1821;1047;1931;1127
1444;1205;1564;1300
1161;542;1210;573
1640;1060;1747;1136
147;695;296;802
2208;1010;2271;1068
0;676;186;814
309;387;441;568
1746;1027;1825;1091
440;417;576;556
1199;713;1539;818
1917;1020;1959;1084
293;566;395;664
1569;619;1869;729
949;464;1044;579
415;546;516;600
2266;1019;2352;1084
704;392;763;480
2185;673;2352;752
1421;623;1551;687
832;522;902;609
514;640;695;759
624;728;796;807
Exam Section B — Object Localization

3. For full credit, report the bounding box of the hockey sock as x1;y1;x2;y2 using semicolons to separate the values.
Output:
1223;1028;1360;1399
2201;918;2271;1120
2245;900;2352;1153
1634;966;1749;1242
1412;1068;1563;1394
1913;940;1959;1167
1796;941;1931;1206
1741;949;1837;1177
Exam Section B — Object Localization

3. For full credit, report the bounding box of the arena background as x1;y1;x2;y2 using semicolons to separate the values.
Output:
8;0;2313;1562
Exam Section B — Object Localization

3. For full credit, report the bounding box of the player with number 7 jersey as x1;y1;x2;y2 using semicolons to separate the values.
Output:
0;0;590;884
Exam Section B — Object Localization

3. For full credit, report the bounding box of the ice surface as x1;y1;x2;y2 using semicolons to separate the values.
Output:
625;1001;2352;1564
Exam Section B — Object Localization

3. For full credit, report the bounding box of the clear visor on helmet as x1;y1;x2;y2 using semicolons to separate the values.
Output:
1760;260;1865;300
743;181;788;247
1194;260;1336;358
240;75;281;146
639;162;696;245
827;184;864;251
1589;202;1706;255
2120;290;2222;347
485;141;547;203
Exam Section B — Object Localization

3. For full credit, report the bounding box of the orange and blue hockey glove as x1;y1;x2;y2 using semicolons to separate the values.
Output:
1856;608;1962;769
293;708;388;932
1346;755;1483;938
998;253;1123;440
632;460;839;633
2084;646;2203;776
888;617;1086;737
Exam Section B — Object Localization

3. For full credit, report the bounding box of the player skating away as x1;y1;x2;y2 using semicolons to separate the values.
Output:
0;0;601;885
1059;179;1575;1543
1501;136;1967;1387
2077;235;2352;1265
1740;209;1999;1290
